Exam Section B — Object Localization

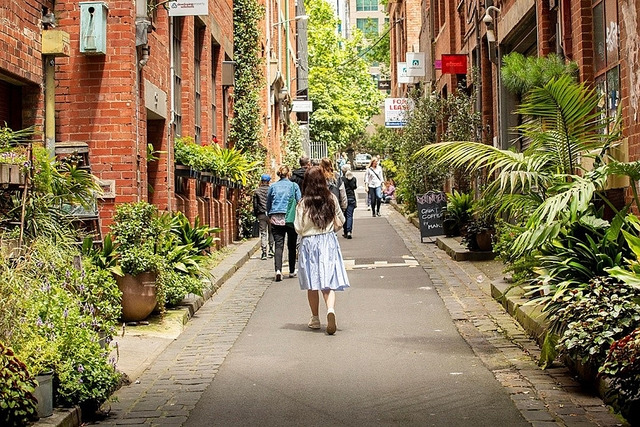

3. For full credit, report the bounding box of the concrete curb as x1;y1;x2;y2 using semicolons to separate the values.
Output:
37;238;260;427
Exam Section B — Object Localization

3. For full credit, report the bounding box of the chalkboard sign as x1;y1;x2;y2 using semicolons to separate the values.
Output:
416;191;447;242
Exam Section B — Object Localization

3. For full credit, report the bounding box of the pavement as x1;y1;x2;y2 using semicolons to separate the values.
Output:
34;187;627;426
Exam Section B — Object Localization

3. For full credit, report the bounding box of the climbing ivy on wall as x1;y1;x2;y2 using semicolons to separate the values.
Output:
230;0;265;169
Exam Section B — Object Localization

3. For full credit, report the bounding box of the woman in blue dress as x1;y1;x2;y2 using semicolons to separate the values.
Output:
294;166;350;335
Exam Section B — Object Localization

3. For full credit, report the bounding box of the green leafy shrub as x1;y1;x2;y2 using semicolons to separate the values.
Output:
443;190;473;237
159;269;204;307
600;328;640;401
0;341;37;425
554;276;640;368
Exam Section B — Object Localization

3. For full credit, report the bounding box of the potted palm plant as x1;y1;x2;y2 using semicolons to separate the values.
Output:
110;201;163;322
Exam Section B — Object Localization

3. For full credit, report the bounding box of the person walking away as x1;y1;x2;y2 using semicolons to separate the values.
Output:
290;156;310;190
382;179;396;203
253;174;274;259
294;166;350;335
319;157;348;211
267;165;301;281
365;157;384;217
341;164;357;239
336;152;346;177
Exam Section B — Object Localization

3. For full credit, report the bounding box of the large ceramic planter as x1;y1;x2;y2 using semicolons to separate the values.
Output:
475;230;494;252
34;371;54;418
115;272;158;322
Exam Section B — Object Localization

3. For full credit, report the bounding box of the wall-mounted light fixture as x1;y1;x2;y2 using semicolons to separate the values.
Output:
272;15;309;27
483;6;501;63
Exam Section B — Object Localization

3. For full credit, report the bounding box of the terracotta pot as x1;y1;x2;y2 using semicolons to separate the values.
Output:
475;230;494;252
115;272;158;322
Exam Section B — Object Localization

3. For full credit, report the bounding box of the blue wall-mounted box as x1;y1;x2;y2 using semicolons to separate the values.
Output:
79;2;108;54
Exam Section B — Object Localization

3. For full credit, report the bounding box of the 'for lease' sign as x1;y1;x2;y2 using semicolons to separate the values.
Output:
385;98;413;128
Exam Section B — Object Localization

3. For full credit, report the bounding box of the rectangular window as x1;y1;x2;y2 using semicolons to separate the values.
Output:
356;0;378;12
172;17;183;137
356;18;379;37
592;0;620;131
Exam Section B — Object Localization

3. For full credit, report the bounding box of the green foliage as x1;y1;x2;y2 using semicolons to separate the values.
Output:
501;52;578;97
158;269;203;307
170;212;220;253
0;342;37;425
306;0;383;154
230;0;265;165
526;216;631;322
554;276;640;369
397;91;448;212
600;328;640;401
366;125;399;159
174;136;259;186
111;202;163;276
442;190;473;237
415;75;622;257
283;122;305;170
380;158;396;182
360;20;390;69
3;236;121;409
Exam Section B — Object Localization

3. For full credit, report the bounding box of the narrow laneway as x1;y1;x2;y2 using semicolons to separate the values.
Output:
96;173;620;427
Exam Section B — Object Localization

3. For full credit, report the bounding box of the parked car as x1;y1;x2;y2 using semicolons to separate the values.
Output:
354;153;372;170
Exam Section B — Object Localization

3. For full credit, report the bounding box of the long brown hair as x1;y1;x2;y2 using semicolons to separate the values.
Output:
302;166;336;229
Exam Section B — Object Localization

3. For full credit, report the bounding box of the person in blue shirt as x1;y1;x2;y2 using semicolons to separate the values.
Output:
267;165;301;282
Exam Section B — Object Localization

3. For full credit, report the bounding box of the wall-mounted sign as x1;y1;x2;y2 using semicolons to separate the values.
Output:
397;62;413;84
385;98;414;128
292;100;313;112
377;80;391;90
434;59;442;70
406;52;426;77
441;54;467;74
169;0;209;16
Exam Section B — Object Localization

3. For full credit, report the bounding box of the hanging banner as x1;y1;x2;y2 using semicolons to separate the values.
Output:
441;54;467;74
168;0;209;16
406;52;426;77
385;98;414;128
397;62;412;84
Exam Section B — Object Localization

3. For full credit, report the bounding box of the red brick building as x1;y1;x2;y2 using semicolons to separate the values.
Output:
0;0;288;246
388;0;640;199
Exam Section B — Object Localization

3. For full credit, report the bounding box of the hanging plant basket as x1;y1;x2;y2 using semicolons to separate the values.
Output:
0;163;25;185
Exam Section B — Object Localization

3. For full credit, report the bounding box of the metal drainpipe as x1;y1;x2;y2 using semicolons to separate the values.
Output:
168;16;175;211
45;57;56;158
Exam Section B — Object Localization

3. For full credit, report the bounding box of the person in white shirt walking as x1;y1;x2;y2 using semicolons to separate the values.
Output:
364;157;384;217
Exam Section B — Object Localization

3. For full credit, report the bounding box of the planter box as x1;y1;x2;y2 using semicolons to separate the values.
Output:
0;164;25;185
175;164;191;177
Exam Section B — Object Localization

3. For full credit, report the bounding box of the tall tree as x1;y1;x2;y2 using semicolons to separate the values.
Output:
306;0;383;155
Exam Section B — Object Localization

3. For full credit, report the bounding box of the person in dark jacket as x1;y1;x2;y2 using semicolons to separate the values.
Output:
253;174;274;259
290;156;310;190
340;164;357;239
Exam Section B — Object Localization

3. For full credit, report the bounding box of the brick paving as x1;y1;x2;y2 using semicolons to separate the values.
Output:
92;208;626;426
95;256;272;426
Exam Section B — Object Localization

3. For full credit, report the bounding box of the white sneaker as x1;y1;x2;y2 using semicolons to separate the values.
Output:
326;310;337;335
275;270;282;282
289;270;297;278
308;316;321;329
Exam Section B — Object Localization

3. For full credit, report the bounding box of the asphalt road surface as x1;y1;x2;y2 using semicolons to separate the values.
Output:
186;172;529;426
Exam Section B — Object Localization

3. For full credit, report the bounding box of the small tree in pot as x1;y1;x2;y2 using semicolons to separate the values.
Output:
110;202;163;322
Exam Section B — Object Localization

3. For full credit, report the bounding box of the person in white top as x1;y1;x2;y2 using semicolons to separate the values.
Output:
364;157;384;217
294;166;350;335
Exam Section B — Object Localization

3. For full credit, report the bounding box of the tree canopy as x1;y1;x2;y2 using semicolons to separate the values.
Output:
306;0;383;155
